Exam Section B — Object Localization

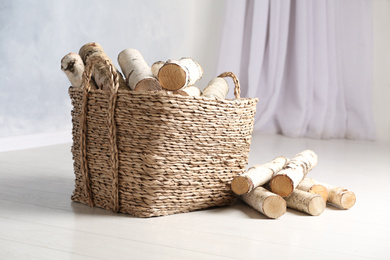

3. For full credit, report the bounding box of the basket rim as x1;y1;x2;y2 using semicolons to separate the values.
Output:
68;86;259;104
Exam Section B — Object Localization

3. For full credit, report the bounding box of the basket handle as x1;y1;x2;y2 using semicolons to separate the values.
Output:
79;55;120;212
217;72;241;99
81;55;120;93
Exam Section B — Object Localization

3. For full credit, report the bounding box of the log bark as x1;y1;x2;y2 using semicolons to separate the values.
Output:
158;58;203;90
151;61;165;78
182;86;202;97
241;187;286;219
79;42;129;91
231;156;288;195
164;90;189;96
79;42;104;62
61;52;98;89
284;189;326;216
201;77;229;99
118;48;161;91
270;150;318;197
296;178;328;202
308;179;356;209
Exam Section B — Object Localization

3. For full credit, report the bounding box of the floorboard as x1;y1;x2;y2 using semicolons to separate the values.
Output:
0;133;389;259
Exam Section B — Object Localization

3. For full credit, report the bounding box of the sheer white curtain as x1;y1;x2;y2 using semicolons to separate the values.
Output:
217;0;375;139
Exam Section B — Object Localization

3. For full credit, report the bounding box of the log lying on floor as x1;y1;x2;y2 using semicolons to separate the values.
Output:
241;187;286;219
61;52;97;89
307;179;356;209
284;189;326;216
79;42;129;91
327;186;356;210
231;156;288;195
118;48;161;91
201;77;229;99
296;178;328;202
158;58;203;90
270;150;318;197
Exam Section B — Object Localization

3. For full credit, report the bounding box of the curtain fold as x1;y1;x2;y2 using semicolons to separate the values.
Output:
217;0;375;139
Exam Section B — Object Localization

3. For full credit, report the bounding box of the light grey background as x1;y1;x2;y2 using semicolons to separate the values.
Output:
0;0;226;138
0;0;389;151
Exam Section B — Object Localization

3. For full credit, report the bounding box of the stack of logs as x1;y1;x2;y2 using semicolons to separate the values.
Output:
61;42;229;99
231;150;356;219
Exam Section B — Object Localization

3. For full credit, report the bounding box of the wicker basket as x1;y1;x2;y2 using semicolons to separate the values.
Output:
69;58;258;217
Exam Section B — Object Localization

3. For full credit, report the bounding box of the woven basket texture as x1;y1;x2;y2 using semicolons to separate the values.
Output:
69;59;258;217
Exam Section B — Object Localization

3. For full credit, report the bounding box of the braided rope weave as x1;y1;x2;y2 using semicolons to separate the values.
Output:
70;67;258;217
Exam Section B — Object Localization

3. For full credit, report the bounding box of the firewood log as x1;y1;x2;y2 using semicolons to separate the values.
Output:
118;48;161;91
182;86;202;97
270;150;318;197
302;178;356;209
151;61;165;78
201;77;229;99
296;178;328;202
231;156;288;195
158;58;203;90
79;42;129;91
241;187;286;219
284;189;326;216
61;52;98;89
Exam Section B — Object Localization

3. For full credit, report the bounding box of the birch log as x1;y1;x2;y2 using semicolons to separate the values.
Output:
79;42;104;62
270;150;318;197
284;189;326;216
118;48;161;91
79;42;129;91
241;187;286;219
201;77;229;99
231;156;288;195
151;61;165;78
61;52;98;89
158;58;203;90
182;86;202;97
296;178;329;202
309;179;356;209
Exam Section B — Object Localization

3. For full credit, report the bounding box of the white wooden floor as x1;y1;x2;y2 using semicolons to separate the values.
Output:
0;133;389;260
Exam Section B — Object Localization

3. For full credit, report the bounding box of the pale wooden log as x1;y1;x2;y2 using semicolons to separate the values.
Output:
296;178;328;202
307;179;356;209
231;156;288;195
151;61;165;78
284;189;326;216
61;53;88;89
79;42;104;62
182;86;202;97
241;187;286;219
118;48;161;91
61;53;98;90
201;77;229;99
164;90;189;96
158;58;203;90
270;150;318;197
79;42;129;91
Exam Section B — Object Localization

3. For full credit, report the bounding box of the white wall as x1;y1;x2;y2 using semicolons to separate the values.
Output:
372;0;390;142
0;0;226;151
1;0;388;151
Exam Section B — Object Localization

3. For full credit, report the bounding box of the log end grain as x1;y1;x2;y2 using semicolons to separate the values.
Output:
231;176;252;195
134;78;162;91
340;191;356;209
270;174;294;197
309;184;329;202
158;63;187;90
308;195;326;216
262;195;287;219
